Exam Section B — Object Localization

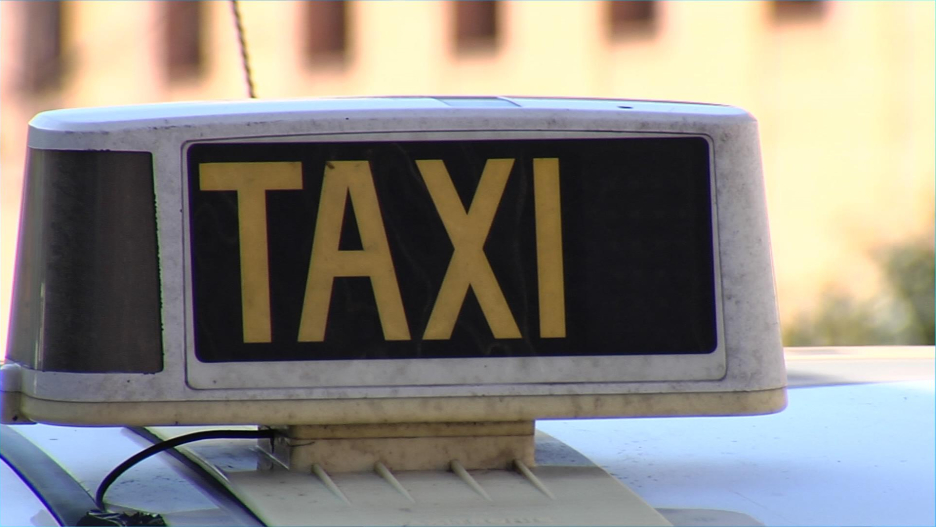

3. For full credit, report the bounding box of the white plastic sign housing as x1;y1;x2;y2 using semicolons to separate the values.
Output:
2;97;786;426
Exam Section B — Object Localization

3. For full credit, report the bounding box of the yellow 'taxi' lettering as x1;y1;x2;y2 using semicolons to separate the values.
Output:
417;159;521;340
203;157;565;345
533;158;566;338
298;161;410;342
199;162;303;343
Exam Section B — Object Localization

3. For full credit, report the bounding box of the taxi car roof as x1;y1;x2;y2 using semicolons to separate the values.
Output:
3;347;933;527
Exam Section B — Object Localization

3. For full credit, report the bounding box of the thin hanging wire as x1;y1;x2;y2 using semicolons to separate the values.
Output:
230;0;256;98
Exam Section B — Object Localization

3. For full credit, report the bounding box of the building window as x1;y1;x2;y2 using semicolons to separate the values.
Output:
165;1;203;80
607;1;657;39
454;1;499;53
771;1;824;23
306;1;348;61
21;1;63;93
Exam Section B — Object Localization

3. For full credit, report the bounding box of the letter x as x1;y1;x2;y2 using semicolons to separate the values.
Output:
416;159;521;340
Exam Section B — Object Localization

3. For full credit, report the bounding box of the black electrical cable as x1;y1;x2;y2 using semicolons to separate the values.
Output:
95;429;276;511
127;427;266;526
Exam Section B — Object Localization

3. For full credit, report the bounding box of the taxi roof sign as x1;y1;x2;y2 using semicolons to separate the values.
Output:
2;97;786;426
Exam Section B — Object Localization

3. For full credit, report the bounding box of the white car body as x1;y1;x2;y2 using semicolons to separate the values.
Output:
3;347;933;527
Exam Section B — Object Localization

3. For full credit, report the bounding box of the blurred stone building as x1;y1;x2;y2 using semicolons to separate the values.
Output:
1;1;933;351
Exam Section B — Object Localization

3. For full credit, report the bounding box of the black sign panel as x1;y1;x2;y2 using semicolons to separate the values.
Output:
187;138;716;362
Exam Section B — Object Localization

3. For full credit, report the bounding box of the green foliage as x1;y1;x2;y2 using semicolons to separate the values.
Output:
878;236;936;344
783;230;935;347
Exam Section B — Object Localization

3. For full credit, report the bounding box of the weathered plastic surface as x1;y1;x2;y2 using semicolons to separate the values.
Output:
6;97;786;426
266;422;536;472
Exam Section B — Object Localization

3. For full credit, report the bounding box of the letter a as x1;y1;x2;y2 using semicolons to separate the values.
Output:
298;161;410;342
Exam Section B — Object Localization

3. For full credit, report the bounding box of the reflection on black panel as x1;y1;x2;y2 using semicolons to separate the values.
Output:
187;138;716;362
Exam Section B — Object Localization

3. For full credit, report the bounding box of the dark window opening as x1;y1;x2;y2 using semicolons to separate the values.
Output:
21;1;63;93
608;1;657;40
454;1;499;53
306;1;348;62
772;1;825;23
165;1;203;80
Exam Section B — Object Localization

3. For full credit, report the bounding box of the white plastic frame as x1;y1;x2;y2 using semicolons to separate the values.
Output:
182;130;726;391
11;98;784;418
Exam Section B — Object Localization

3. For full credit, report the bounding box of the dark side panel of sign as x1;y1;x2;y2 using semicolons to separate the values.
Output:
187;138;716;362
